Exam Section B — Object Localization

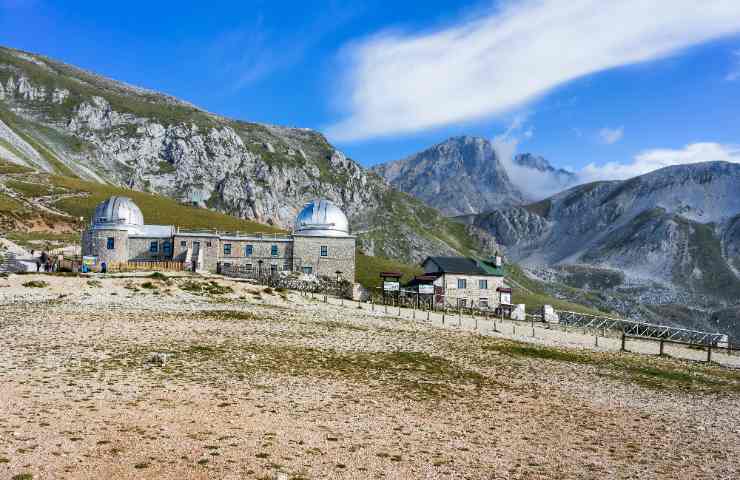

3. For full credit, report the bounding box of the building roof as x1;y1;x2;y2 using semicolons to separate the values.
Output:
92;196;144;226
293;199;350;237
423;256;505;277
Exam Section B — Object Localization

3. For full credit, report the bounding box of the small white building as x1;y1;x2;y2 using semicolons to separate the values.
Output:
419;256;508;309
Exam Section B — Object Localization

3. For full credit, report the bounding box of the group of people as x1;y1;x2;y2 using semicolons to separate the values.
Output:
32;250;55;273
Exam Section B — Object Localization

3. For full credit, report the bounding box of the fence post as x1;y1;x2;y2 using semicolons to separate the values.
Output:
371;297;374;311
621;332;626;352
659;339;664;356
707;346;712;363
442;308;445;326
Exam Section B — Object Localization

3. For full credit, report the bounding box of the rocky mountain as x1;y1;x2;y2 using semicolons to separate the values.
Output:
372;136;525;216
0;46;495;263
461;161;740;337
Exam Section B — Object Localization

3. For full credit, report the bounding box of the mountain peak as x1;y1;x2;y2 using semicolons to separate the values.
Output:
372;136;524;216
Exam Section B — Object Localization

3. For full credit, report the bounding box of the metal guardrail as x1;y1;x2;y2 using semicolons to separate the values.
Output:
555;310;727;346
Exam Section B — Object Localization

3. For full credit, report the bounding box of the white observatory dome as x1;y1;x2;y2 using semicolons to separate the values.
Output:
294;199;350;237
91;196;144;226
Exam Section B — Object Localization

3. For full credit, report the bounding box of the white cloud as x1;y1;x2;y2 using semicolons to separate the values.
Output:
326;0;740;142
492;118;575;200
579;142;740;182
598;126;624;144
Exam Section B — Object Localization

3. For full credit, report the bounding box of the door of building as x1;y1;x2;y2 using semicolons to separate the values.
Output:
192;242;201;271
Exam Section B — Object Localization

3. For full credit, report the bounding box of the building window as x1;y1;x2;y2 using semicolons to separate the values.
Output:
245;244;253;257
271;244;278;257
284;261;292;272
245;263;253;272
320;245;328;257
223;243;232;255
180;240;187;247
457;278;467;289
480;298;489;308
149;241;158;253
206;241;212;247
106;237;115;250
303;266;313;274
479;279;488;289
458;298;467;308
163;241;172;255
270;264;278;274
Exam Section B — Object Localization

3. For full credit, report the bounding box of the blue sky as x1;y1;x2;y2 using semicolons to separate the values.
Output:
2;0;740;181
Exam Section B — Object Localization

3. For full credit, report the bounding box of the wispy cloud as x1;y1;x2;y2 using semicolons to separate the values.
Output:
327;0;740;142
580;142;740;181
598;126;624;145
207;6;359;90
726;49;740;81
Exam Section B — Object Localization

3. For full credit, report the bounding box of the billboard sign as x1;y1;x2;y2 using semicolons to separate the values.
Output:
418;284;434;295
383;281;400;292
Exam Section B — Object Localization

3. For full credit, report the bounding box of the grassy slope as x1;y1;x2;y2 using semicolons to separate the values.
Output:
507;264;607;315
355;253;423;290
49;175;284;233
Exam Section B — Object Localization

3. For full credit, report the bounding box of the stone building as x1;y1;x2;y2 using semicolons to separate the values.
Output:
82;196;356;281
410;256;508;309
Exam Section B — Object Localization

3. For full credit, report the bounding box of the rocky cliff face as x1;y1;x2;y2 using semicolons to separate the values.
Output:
463;162;740;329
0;46;490;263
372;136;525;216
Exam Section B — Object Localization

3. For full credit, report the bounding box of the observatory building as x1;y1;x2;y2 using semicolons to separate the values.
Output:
81;197;356;280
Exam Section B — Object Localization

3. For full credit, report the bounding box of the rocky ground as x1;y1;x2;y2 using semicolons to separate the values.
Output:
1;273;739;480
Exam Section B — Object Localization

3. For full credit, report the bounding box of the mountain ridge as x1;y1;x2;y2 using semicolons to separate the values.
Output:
0;45;493;264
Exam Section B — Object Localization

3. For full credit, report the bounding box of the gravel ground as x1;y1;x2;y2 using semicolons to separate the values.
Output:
1;273;739;480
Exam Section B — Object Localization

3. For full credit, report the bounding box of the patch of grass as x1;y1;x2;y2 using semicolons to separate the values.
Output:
0;158;34;174
179;280;233;295
140;281;158;290
355;253;422;290
148;272;167;280
11;474;33;480
484;340;740;393
98;341;492;401
22;280;49;288
0;192;24;212
86;280;102;287
6;231;81;249
5;179;55;197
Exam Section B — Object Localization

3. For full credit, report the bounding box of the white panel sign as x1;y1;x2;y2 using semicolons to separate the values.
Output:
383;281;400;291
418;284;434;295
500;292;512;305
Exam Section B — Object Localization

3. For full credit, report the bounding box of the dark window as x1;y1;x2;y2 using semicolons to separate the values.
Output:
106;237;115;250
320;245;328;257
271;244;278;257
245;244;253;257
457;278;467;289
270;264;278;274
479;279;488;289
480;298;489;308
206;241;212;247
180;240;187;247
163;241;172;255
224;243;232;255
302;266;313;274
149;241;158;253
245;263;253;272
458;298;467;308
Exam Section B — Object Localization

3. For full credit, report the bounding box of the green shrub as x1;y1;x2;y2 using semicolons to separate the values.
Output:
22;280;49;288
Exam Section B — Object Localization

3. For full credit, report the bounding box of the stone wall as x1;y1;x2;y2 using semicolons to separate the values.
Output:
217;237;294;274
172;234;219;271
292;235;355;282
82;228;129;269
128;237;174;261
438;273;506;307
